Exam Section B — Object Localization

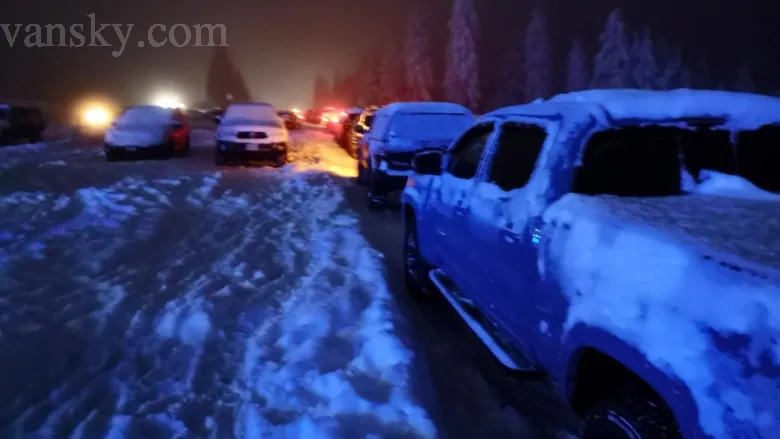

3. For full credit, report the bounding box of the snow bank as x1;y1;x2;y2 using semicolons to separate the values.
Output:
237;173;435;439
693;170;780;201
543;194;780;438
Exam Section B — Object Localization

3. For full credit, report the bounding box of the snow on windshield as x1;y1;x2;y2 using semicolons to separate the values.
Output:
224;104;280;124
390;113;473;140
116;106;172;126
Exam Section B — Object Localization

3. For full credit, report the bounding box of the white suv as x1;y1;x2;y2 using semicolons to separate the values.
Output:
356;102;474;208
215;103;289;167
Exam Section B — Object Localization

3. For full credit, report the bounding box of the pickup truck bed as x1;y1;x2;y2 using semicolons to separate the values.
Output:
550;194;780;278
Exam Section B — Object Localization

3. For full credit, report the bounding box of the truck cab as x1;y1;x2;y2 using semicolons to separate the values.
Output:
402;89;780;439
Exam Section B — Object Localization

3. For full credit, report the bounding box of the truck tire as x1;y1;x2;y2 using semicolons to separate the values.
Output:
275;152;288;168
367;171;386;210
581;398;682;439
356;163;368;185
404;218;433;299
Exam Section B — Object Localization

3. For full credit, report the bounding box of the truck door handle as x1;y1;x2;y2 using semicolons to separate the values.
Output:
501;230;520;244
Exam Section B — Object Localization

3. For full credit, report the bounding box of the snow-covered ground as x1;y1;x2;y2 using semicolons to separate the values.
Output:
0;131;435;438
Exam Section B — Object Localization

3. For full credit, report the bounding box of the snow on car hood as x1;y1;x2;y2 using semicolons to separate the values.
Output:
543;193;780;438
105;125;168;147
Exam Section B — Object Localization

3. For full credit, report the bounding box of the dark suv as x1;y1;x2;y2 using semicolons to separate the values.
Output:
0;104;45;144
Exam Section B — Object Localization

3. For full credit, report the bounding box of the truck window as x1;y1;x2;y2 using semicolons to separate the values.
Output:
574;126;683;197
575;124;780;197
446;124;494;179
488;123;547;191
736;125;780;193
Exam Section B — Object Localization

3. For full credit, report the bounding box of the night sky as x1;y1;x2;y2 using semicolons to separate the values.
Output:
1;0;778;109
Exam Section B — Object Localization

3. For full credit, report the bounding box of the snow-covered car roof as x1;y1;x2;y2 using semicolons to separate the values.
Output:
116;106;174;125
375;102;472;117
487;89;780;131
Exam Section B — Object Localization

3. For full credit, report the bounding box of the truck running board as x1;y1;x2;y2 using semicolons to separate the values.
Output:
429;269;543;377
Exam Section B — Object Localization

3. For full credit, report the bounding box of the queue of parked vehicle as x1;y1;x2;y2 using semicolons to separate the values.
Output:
0;103;46;145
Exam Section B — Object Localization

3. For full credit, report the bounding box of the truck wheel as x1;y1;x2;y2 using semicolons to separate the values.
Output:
404;218;433;299
356;163;367;185
581;398;682;439
367;172;386;210
275;153;288;168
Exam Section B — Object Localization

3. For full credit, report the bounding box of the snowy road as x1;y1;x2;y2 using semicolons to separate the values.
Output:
0;131;434;438
0;128;578;439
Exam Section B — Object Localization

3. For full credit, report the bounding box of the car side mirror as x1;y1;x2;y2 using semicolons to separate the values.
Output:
214;115;222;124
354;125;366;134
412;151;443;176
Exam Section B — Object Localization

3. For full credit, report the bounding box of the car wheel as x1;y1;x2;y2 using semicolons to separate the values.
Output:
581;398;682;439
179;138;191;157
367;170;386;210
215;151;226;166
404;217;433;299
275;153;288;168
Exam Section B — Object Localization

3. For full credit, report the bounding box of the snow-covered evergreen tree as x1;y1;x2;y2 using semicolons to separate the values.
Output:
523;6;551;100
405;3;434;101
489;46;522;109
657;47;691;90
734;62;757;93
379;47;406;104
355;50;382;106
312;74;330;108
591;8;631;89
692;57;713;89
565;38;588;92
444;0;480;110
629;29;659;90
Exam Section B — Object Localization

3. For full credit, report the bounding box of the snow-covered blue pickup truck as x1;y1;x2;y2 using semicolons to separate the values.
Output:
402;89;780;439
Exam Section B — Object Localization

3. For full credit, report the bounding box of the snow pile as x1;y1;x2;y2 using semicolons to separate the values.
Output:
288;130;358;178
543;194;780;438
692;170;780;201
236;173;435;439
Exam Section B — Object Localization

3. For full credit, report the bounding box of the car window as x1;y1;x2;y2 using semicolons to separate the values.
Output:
370;113;391;139
388;113;473;141
488;123;547;191
446;124;494;179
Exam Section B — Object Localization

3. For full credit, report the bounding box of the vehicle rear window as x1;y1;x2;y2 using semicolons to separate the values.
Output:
390;113;473;140
574;124;780;196
117;106;173;126
224;104;280;125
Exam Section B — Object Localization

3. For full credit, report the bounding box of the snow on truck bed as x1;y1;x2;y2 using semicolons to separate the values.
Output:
549;194;780;277
544;193;780;438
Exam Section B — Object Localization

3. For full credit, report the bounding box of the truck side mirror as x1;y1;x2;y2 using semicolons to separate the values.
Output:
214;115;222;124
412;151;443;176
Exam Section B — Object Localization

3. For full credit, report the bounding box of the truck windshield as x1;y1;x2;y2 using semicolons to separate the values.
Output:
575;123;780;196
390;113;472;140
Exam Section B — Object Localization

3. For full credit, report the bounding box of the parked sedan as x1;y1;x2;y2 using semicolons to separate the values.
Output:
0;104;45;145
104;106;190;161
